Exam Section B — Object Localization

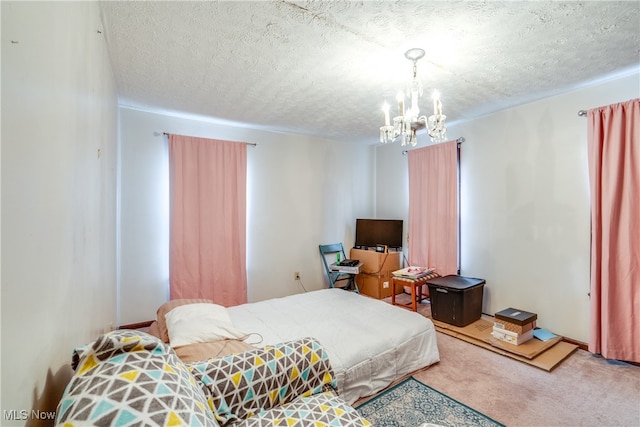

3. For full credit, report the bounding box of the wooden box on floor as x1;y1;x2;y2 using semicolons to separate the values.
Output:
350;248;401;299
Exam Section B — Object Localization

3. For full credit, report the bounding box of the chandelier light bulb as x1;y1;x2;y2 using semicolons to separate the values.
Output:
382;102;390;126
396;92;405;116
431;90;444;116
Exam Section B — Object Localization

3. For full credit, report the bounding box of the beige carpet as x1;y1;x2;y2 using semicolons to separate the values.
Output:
381;294;640;427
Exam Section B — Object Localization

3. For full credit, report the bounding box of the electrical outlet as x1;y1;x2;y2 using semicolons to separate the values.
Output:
294;272;301;280
383;281;389;289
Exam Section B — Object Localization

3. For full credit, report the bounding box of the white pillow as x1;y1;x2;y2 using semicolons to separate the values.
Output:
164;303;246;347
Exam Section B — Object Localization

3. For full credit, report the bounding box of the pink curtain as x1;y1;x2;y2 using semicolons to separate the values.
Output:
587;98;640;363
407;140;458;276
169;134;247;306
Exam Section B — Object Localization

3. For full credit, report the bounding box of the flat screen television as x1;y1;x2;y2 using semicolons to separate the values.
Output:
355;219;403;249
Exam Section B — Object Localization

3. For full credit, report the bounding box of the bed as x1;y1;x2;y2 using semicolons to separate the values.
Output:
153;288;440;405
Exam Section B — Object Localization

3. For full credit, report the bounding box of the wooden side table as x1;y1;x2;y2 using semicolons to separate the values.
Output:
391;272;440;312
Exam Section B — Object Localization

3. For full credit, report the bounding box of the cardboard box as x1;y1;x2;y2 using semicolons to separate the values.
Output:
495;307;537;325
494;319;536;334
351;248;401;299
432;316;573;367
350;248;400;274
358;272;394;299
492;326;534;345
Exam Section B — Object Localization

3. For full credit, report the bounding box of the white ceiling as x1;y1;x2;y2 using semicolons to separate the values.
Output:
99;1;640;144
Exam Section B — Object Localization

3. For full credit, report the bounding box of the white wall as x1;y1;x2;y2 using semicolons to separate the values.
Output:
118;108;375;325
376;72;639;343
375;143;411;263
1;1;118;423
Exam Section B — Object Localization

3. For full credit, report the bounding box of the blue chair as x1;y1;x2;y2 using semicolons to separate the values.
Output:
318;243;359;293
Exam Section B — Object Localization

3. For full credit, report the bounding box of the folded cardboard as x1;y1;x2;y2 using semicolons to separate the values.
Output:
430;315;578;371
432;315;563;360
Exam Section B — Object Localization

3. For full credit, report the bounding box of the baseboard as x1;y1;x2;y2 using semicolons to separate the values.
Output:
561;336;588;351
560;339;640;365
118;320;154;330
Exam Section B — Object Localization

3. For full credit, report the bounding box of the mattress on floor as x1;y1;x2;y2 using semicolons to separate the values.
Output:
227;288;440;404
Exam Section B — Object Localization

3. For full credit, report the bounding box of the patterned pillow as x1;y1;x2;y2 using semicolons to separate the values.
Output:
188;337;337;425
56;330;219;427
71;329;171;370
236;391;371;426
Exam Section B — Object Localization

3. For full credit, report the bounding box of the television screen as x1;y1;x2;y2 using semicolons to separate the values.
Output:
355;219;403;249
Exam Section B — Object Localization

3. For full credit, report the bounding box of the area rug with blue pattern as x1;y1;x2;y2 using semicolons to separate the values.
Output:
356;377;505;427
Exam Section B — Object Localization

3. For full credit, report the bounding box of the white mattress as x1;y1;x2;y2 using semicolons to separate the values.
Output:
227;288;440;404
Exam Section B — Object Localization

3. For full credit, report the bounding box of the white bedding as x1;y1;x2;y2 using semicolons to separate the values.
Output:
227;288;440;404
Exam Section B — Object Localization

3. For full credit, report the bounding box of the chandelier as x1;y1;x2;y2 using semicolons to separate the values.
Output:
379;48;447;146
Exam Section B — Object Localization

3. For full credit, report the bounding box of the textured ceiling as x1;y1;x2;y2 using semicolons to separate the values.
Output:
99;1;640;144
